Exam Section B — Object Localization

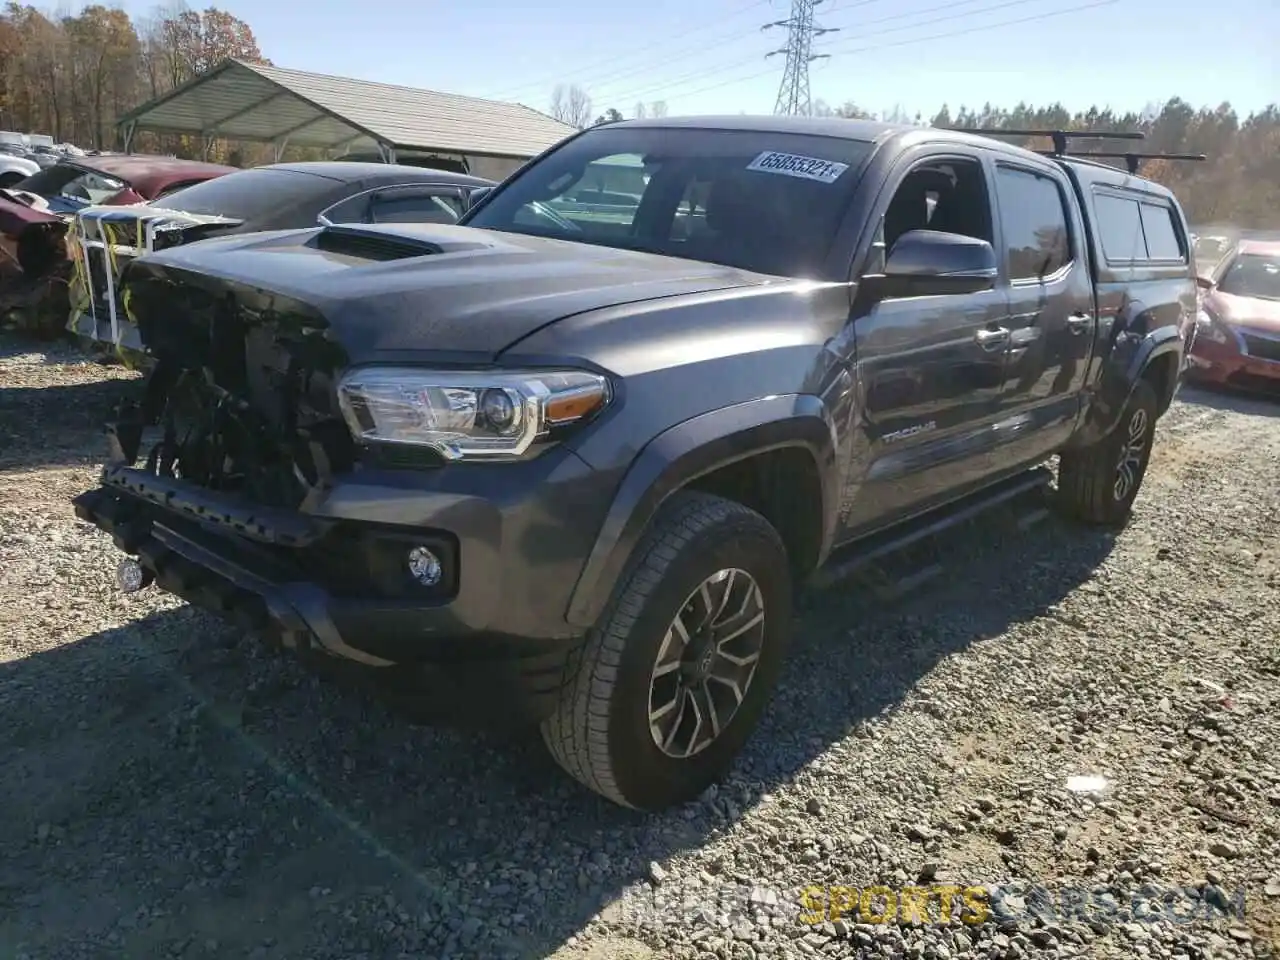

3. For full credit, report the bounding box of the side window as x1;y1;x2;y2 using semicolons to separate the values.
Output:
883;157;992;254
369;192;462;224
523;153;644;233
1091;193;1145;264
994;165;1072;281
1138;202;1184;262
323;193;371;224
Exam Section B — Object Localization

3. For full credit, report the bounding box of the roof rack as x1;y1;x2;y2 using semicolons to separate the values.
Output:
946;128;1208;175
1052;150;1208;175
948;127;1144;156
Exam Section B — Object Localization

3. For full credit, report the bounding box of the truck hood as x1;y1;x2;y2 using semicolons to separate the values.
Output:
121;222;773;362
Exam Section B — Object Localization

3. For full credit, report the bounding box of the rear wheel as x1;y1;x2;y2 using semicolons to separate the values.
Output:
541;491;792;810
0;172;24;188
1058;378;1159;526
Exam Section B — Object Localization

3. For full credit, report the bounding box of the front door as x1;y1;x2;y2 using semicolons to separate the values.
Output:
988;160;1096;459
838;150;1011;538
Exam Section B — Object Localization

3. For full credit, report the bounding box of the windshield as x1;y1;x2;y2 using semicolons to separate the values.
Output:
13;163;126;203
1217;252;1280;301
153;167;333;220
463;125;875;278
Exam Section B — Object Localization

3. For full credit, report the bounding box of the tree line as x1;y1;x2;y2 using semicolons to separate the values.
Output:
0;1;265;157
555;85;1278;230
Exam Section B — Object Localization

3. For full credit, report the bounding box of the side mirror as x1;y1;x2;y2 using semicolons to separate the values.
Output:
1195;273;1214;291
871;229;999;300
465;186;492;210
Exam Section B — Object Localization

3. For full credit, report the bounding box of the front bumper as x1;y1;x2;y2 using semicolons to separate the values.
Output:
74;449;615;721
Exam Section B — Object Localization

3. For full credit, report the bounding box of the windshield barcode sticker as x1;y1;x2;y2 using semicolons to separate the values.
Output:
746;151;849;183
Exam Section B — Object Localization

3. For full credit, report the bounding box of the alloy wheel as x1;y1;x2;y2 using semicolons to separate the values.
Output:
647;567;766;759
1113;406;1149;502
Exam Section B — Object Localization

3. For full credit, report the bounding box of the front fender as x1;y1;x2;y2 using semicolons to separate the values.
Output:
565;393;839;629
1070;321;1184;449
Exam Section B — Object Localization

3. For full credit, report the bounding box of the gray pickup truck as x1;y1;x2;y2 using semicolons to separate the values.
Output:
74;117;1199;811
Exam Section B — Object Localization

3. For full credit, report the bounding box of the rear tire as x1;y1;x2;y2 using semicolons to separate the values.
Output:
1058;378;1159;526
0;172;23;188
541;491;792;811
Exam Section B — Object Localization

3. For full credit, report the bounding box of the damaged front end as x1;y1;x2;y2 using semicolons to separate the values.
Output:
0;191;75;338
67;204;242;361
72;264;431;668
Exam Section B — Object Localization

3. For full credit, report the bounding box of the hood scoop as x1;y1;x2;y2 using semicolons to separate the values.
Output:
312;223;442;262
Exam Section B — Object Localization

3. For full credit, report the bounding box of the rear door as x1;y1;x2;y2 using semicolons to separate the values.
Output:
988;158;1096;459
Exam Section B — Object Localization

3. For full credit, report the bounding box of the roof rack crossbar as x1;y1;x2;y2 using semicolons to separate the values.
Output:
948;127;1146;156
1033;150;1208;174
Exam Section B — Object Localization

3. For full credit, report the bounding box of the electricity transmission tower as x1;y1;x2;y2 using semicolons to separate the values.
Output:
763;0;838;117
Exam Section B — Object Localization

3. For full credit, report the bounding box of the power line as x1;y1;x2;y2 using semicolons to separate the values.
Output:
609;0;1117;109
821;0;1072;52
598;0;1056;105
764;0;838;115
478;0;771;103
820;0;1117;57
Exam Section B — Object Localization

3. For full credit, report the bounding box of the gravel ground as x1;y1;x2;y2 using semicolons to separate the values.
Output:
1;332;1277;960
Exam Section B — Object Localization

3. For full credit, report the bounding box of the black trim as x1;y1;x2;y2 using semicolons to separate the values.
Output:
101;465;323;547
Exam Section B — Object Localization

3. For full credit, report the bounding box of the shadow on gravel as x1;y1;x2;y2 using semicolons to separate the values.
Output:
1178;382;1280;418
0;492;1118;959
0;377;138;471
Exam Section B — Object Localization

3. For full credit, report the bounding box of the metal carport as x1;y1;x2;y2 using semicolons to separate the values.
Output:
115;59;578;180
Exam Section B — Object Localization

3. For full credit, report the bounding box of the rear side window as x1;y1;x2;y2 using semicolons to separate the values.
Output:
370;192;462;224
1091;193;1146;263
1138;202;1183;260
155;167;333;219
994;165;1071;280
1092;190;1186;265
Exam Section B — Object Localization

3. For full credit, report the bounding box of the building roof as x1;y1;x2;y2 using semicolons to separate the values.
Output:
116;59;579;160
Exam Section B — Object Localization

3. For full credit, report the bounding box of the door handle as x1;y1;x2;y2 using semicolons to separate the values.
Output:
1066;313;1093;334
975;326;1010;350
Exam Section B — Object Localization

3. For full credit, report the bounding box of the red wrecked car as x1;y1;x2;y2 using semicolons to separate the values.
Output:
1188;238;1280;396
0;153;236;335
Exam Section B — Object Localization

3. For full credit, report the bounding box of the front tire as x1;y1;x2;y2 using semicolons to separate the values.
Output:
541;491;792;810
1058;378;1159;526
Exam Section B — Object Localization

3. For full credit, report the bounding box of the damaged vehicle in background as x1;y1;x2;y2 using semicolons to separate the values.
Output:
68;161;494;361
0;149;40;188
1187;238;1280;395
0;153;236;336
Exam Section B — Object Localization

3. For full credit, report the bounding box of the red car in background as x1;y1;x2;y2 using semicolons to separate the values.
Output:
0;153;235;334
1188;238;1280;396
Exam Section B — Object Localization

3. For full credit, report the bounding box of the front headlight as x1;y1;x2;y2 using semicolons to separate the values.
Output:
335;367;612;461
1195;309;1229;344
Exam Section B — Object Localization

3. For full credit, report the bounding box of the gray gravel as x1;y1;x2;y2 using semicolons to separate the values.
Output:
1;332;1277;960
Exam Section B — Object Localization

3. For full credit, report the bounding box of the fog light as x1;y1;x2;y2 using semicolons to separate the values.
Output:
406;546;443;587
115;557;152;593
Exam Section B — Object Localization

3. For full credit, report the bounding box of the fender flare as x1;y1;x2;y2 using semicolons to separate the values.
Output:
1070;322;1184;449
565;394;840;629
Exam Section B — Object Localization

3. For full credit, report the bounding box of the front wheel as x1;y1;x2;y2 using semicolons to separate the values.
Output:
541;491;792;811
1058;378;1159;526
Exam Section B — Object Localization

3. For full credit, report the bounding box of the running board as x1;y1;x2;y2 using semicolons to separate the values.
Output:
810;466;1053;590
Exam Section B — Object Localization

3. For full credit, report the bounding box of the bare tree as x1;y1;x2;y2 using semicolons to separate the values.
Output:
550;82;593;129
633;101;646;120
648;100;668;118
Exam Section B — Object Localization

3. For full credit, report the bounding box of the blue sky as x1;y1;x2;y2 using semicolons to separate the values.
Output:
121;0;1275;120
